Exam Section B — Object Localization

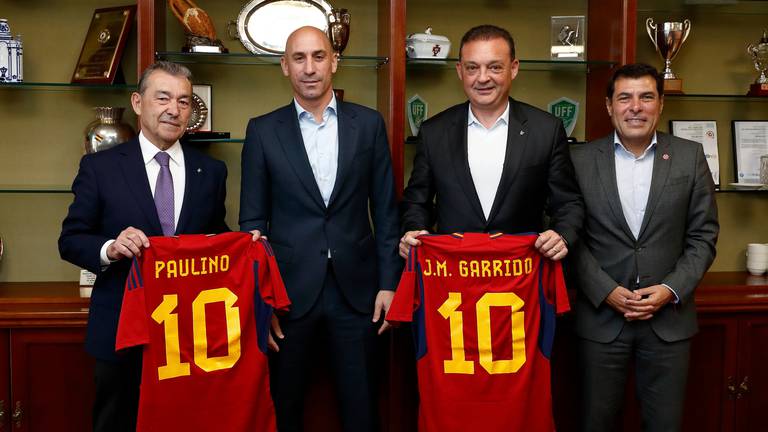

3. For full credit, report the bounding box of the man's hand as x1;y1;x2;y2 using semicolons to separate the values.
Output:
106;227;150;261
605;286;643;315
535;230;568;261
249;230;266;242
373;290;395;335
623;284;674;321
399;230;429;259
267;314;284;352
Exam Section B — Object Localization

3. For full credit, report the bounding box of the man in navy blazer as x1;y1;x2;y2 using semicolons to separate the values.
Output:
59;62;228;432
239;27;400;432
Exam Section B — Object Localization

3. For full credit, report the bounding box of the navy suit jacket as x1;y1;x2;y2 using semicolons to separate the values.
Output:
59;138;228;361
239;101;401;319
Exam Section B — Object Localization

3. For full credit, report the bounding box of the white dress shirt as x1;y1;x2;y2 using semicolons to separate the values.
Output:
467;103;509;219
99;131;186;265
295;95;339;207
614;132;678;301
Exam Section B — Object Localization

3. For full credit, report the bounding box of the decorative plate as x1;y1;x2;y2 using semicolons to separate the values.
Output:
186;92;209;131
234;0;333;55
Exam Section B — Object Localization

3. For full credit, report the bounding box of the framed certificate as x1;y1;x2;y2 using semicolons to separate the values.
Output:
732;121;768;184
71;6;136;84
670;120;720;186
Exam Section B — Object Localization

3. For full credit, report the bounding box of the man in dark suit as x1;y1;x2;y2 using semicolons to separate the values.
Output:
400;24;582;258
570;63;719;431
58;61;228;432
239;26;400;432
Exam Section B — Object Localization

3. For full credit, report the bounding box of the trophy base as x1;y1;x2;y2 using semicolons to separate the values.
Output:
663;79;684;94
747;83;768;96
182;34;229;54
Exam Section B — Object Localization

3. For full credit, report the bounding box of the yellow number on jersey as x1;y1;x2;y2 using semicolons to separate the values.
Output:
152;287;241;381
438;291;526;375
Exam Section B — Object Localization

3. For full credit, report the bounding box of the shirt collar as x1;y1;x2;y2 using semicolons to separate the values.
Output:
294;93;338;121
139;130;183;166
613;131;657;159
467;101;509;129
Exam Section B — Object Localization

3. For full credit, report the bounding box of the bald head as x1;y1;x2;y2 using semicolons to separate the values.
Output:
281;26;338;114
284;26;333;56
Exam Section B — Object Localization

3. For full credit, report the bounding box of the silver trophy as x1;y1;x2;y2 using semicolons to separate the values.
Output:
747;30;768;96
0;18;23;83
327;8;350;55
646;18;691;93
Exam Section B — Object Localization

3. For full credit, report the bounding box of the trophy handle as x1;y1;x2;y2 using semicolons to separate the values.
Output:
226;20;239;40
682;19;692;45
645;18;658;51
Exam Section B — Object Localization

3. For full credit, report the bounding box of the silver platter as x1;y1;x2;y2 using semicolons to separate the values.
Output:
234;0;333;55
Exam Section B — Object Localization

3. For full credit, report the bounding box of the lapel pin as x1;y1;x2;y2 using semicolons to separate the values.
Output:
662;154;670;160
519;130;525;136
197;168;203;173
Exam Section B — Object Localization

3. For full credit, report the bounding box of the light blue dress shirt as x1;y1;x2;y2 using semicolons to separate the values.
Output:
613;132;678;301
295;95;339;207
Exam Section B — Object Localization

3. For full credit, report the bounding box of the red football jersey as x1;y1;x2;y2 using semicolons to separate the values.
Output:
116;232;290;432
386;233;570;432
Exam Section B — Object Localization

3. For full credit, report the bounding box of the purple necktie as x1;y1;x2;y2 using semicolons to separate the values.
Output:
154;151;175;236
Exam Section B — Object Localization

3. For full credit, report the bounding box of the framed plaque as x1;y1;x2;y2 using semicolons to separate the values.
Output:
670;120;720;186
71;5;136;84
732;120;768;184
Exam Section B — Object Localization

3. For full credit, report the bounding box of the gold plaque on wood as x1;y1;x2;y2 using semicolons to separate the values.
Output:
72;6;136;84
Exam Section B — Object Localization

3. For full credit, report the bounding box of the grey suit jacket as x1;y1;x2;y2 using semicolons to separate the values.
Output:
570;132;719;343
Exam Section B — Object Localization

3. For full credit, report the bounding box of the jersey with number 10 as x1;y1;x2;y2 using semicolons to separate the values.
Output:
386;233;570;432
116;232;290;432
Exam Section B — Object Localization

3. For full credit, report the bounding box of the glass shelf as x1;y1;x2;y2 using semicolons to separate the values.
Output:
664;94;768;102
407;58;615;71
156;52;388;68
0;82;135;90
0;185;72;194
716;186;767;193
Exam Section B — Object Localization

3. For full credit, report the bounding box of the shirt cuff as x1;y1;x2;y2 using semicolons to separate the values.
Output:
662;283;680;304
100;240;116;268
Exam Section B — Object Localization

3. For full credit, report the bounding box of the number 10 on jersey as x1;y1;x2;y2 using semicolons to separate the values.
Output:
438;292;526;375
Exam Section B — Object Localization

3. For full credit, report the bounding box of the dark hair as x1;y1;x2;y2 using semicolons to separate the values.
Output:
606;63;664;98
459;25;515;61
137;61;193;94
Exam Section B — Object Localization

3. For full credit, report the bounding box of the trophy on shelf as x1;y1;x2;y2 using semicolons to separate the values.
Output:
0;18;23;83
747;31;768;96
646;18;691;94
327;8;350;55
169;0;228;53
550;16;585;61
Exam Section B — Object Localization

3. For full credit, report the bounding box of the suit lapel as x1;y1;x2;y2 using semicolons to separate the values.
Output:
637;133;672;239
175;145;202;234
328;102;357;207
118;139;163;235
275;103;326;209
449;103;486;224
487;99;528;224
596;137;635;240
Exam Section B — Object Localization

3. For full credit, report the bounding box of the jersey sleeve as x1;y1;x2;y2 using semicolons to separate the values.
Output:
253;239;291;311
543;259;570;314
115;257;150;351
386;247;422;323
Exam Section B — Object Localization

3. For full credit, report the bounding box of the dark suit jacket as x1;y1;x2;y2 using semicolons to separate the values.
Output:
570;132;719;343
401;98;583;242
239;101;400;319
59;138;228;361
